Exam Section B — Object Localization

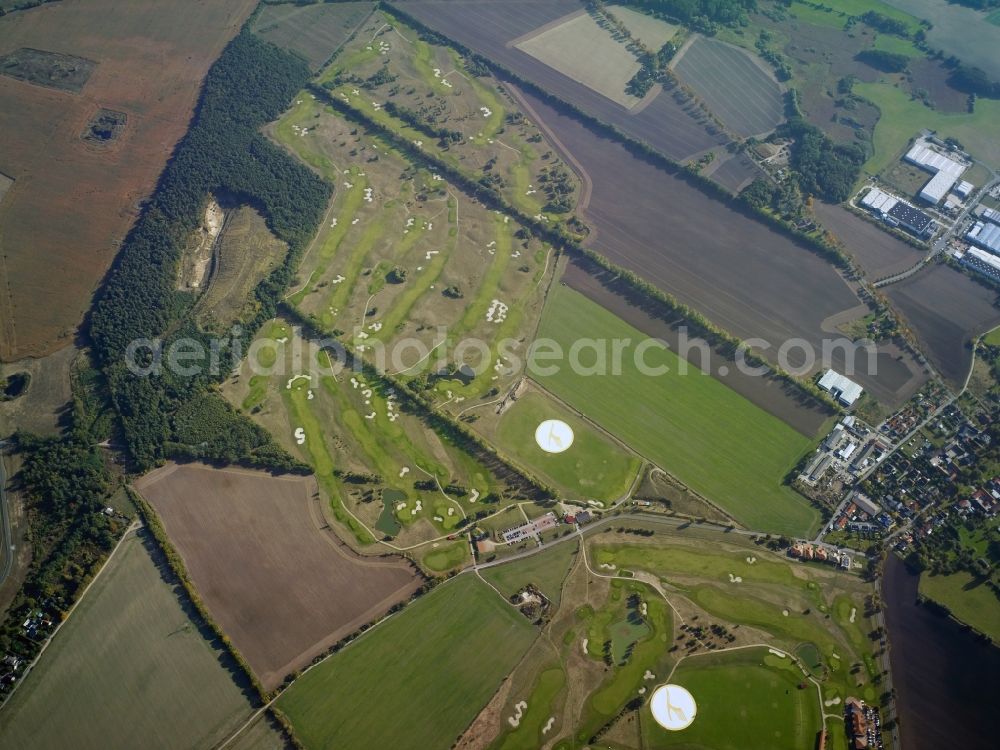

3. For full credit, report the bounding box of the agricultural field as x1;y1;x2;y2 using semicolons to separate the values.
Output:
394;0;729;163
919;570;1000;643
0;344;75;436
224;320;511;553
672;37;784;138
884;263;1000;388
534;281;821;536
0;530;255;749
561;260;836;438
513;6;676;108
276;574;538;749
250;1;375;71
811;202;922;281
193;204;288;331
0;0;256;361
134;463;423;691
519;86;884;363
643;648;823;750
477;385;642;504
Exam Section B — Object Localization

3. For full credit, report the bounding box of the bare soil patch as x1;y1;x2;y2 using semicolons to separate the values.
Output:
813;201;922;281
0;0;256;361
135;463;423;691
885;264;1000;388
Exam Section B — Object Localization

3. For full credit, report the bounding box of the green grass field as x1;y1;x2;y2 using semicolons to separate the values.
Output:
643;648;822;749
920;570;1000;642
493;390;641;503
856;81;1000;173
277;575;537;749
0;532;252;749
534;284;819;536
480;537;578;606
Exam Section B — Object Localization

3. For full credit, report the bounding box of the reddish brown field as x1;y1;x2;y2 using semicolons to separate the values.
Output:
0;0;256;361
135;464;422;691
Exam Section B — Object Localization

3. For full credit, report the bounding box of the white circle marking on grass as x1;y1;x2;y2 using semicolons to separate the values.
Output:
650;684;697;731
534;420;574;453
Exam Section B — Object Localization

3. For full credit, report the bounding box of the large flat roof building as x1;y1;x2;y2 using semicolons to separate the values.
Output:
960;246;1000;282
967;221;1000;254
887;201;934;236
860;187;934;237
904;139;968;206
819;369;864;406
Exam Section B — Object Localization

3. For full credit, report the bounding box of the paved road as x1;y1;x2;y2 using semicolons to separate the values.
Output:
873;175;1000;289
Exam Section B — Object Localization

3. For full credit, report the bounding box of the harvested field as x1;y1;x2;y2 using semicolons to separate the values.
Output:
884;264;1000;388
195;205;287;331
134;463;423;691
0;343;75;436
250;1;374;71
672;37;784;137
513;9;660;108
0;529;254;749
393;0;726;162
0;0;256;361
277;575;537;749
704;150;763;193
813;202;923;281
561;260;835;438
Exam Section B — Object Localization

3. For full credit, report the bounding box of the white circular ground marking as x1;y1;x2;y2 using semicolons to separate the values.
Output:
534;419;574;453
650;684;697;731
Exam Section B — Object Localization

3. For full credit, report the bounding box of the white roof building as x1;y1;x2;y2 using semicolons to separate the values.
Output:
919;170;958;205
818;369;864;406
905;140;968;205
967;222;1000;254
954;180;974;198
860;187;898;213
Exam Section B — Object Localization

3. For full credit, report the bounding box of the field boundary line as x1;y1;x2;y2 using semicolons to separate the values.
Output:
0;520;141;712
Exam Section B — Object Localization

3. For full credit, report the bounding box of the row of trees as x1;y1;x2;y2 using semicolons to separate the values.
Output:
88;31;331;470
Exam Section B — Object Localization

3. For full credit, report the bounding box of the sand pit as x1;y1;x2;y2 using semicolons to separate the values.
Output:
507;700;527;728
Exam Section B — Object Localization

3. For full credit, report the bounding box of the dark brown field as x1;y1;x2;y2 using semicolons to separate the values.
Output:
884;264;1000;388
0;0;256;361
393;0;725;162
517;86;927;405
813;202;923;281
135;464;423;691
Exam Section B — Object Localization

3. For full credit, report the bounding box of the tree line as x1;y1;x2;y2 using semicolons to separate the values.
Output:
87;31;330;471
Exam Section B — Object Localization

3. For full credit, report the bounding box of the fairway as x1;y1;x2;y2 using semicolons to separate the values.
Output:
673;37;784;137
644;648;822;749
480;537;578;606
534;284;819;535
493;389;641;503
0;531;252;749
277;575;537;749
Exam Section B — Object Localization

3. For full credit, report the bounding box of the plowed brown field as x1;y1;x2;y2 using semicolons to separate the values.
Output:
135;464;423;691
0;0;256;361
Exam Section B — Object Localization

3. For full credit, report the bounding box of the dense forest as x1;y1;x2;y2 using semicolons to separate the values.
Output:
778;118;866;203
623;0;757;29
88;31;329;470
